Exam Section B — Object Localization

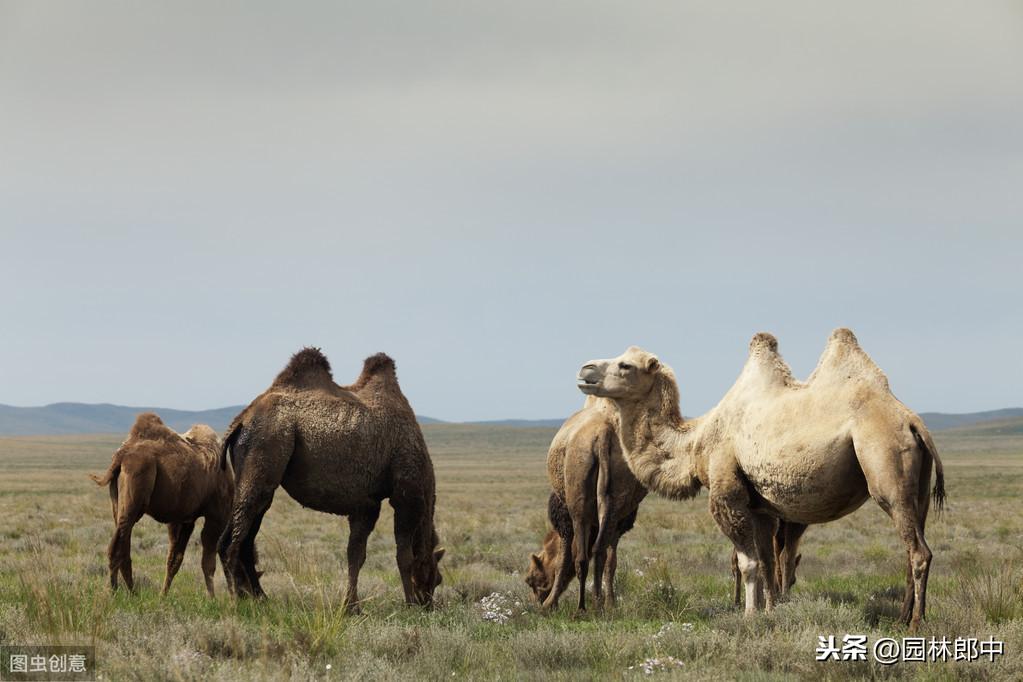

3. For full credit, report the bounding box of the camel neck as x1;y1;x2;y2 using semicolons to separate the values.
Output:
614;391;706;500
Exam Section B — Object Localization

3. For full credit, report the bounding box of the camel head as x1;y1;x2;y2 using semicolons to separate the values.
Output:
577;346;661;400
410;531;445;606
525;529;565;603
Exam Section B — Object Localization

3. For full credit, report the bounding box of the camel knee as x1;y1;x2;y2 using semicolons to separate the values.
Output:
912;547;932;579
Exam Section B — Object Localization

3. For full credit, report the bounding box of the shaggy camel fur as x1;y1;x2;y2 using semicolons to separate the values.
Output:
89;413;233;596
526;396;647;610
218;348;443;610
578;329;945;629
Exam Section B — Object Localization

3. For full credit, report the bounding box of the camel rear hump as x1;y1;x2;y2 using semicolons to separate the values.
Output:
808;327;890;390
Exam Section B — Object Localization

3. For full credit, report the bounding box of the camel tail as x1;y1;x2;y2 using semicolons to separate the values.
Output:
591;430;614;555
911;421;946;515
220;419;243;471
89;455;121;522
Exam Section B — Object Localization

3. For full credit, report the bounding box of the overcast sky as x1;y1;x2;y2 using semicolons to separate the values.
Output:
1;1;1021;421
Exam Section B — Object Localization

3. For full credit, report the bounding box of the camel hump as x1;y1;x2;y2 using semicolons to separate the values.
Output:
829;327;859;347
812;327;889;389
362;352;396;375
742;332;796;387
272;347;334;388
749;332;779;354
182;423;219;448
128;412;179;442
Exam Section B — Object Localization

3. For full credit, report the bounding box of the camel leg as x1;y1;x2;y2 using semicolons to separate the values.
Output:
107;513;142;592
571;519;591;612
108;462;154;592
603;536;619;607
222;488;276;597
392;500;429;606
887;506;931;631
239;502;271;598
200;516;225;597
858;436;935;631
709;480;766;616
858;436;934;631
754;515;779;611
344;504;381;614
221;437;287;598
162;522;195;595
730;549;741;607
541;528;575;610
898;549;914;624
592;543;607;607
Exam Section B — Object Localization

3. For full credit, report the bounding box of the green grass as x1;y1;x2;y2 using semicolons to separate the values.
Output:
1;425;1021;680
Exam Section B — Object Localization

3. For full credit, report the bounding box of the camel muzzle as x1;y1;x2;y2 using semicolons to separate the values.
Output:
577;364;603;394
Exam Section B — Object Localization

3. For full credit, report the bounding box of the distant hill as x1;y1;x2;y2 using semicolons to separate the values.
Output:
0;402;444;436
936;415;1023;437
467;419;565;428
1;402;1020;437
919;408;1023;431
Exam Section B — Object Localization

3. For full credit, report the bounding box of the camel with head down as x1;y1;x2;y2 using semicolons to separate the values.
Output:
577;329;945;630
218;348;444;612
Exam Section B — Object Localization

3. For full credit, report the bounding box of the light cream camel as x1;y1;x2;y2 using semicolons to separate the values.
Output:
577;329;945;629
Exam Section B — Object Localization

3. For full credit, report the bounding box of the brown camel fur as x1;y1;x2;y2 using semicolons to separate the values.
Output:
218;348;443;611
577;329;945;630
526;396;647;611
89;413;233;596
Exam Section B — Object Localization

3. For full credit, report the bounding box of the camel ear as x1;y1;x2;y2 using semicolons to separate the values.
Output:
645;356;660;372
531;553;544;570
434;547;446;563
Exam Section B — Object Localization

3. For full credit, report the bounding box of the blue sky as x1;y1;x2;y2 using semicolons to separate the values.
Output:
1;1;1021;420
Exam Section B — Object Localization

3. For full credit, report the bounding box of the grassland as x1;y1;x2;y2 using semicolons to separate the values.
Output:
1;423;1021;680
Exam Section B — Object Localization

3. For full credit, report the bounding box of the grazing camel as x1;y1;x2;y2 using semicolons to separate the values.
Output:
526;396;647;611
218;348;444;611
89;413;233;596
577;329;945;630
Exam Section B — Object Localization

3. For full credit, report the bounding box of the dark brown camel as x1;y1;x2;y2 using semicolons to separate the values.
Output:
89;413;233;595
218;348;444;611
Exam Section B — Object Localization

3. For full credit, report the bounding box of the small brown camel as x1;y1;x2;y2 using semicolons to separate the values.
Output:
89;413;233;596
526;396;647;611
218;348;444;611
577;329;945;629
